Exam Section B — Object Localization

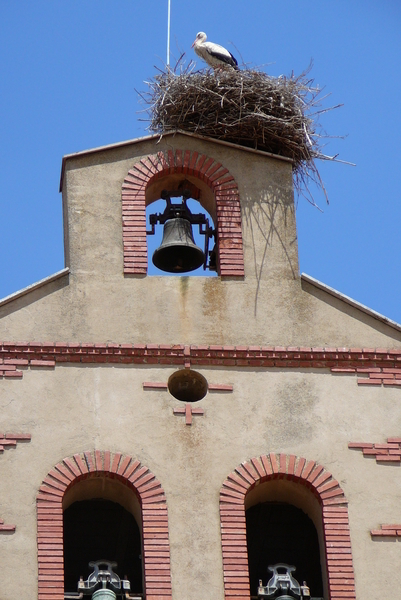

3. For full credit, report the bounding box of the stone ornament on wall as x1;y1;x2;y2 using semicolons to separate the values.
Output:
121;148;245;277
219;453;356;600
143;360;233;426
37;450;172;600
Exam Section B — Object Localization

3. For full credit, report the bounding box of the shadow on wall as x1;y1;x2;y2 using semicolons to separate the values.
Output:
242;184;298;315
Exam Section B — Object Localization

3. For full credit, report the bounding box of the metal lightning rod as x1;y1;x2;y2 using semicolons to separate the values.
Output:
167;0;171;67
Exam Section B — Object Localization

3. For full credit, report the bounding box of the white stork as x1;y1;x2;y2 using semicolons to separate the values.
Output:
192;32;238;70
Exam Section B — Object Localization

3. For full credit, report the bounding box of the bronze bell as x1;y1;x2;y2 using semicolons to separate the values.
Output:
91;589;117;600
152;218;205;273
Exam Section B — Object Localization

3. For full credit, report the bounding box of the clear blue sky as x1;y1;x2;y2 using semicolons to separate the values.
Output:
1;1;400;323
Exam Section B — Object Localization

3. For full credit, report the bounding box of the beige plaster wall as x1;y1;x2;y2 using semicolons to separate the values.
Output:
1;134;400;600
0;133;400;347
0;365;401;599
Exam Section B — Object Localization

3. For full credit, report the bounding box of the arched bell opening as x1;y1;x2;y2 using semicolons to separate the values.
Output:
245;480;327;599
145;177;217;276
63;478;143;596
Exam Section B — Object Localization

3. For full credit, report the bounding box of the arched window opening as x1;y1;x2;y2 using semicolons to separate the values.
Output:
63;499;142;595
37;451;172;600
122;150;244;277
246;502;323;598
146;195;217;276
220;454;355;600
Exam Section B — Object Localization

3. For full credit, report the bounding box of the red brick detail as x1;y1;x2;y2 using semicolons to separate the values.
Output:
1;344;400;384
355;365;401;386
0;432;31;453
173;403;204;426
208;383;234;392
0;518;16;533
371;524;401;537
220;454;355;600
143;381;233;392
143;381;169;390
37;451;172;600
331;362;401;387
0;350;54;379
122;149;244;277
184;344;191;369
349;438;401;463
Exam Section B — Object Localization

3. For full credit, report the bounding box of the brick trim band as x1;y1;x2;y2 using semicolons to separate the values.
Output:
349;438;401;463
0;432;31;452
122;149;245;277
0;355;55;379
0;518;15;533
37;450;172;600
2;343;400;385
220;453;356;600
371;524;401;537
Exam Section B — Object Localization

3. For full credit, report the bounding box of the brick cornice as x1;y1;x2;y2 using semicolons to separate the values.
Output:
1;343;400;387
122;148;245;277
220;453;356;600
37;450;172;600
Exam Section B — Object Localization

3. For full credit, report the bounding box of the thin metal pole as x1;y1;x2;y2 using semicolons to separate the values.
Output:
167;0;171;67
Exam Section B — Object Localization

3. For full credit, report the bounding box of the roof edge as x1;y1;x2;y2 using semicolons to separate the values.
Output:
59;129;293;191
0;268;70;308
301;273;401;333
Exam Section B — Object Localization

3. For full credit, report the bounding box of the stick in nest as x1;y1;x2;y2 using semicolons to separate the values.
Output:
138;60;351;206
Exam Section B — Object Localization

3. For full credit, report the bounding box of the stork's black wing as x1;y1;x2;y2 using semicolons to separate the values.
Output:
206;47;238;69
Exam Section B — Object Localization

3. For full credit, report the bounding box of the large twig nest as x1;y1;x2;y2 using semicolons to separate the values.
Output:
139;63;345;205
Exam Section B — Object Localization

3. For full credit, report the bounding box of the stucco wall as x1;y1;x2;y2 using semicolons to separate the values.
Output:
0;133;400;347
1;365;401;599
1;134;400;600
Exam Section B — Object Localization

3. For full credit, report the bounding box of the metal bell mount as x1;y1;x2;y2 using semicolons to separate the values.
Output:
257;564;317;600
76;560;139;600
147;189;216;273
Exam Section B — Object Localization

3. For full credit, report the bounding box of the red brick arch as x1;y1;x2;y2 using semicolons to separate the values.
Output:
220;453;356;600
121;149;244;277
37;450;171;600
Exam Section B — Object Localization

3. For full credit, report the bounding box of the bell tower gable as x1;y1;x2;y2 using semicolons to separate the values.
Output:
60;131;297;285
121;148;244;277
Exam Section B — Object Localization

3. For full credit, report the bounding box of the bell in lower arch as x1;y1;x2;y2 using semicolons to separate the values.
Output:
92;589;117;600
152;217;205;273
